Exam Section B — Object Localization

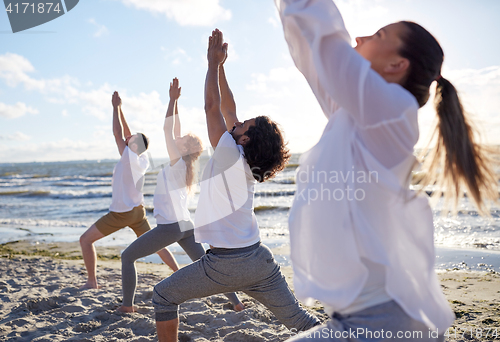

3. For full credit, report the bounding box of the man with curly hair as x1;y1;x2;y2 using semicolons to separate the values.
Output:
152;29;319;341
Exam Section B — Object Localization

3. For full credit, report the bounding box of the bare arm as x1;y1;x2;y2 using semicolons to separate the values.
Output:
173;100;181;139
112;92;127;156
119;106;132;138
205;30;228;148
164;78;182;166
219;64;238;131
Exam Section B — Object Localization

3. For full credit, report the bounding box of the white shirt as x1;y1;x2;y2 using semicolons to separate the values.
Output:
194;131;260;248
277;0;454;330
109;146;149;213
153;159;191;225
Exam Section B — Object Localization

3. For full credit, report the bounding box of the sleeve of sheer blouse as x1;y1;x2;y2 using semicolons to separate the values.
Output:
276;0;417;126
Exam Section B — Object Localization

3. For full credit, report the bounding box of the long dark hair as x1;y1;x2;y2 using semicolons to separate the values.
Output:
399;21;497;213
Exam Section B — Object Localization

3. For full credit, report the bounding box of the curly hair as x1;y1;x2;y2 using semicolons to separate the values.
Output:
242;116;290;183
181;133;203;192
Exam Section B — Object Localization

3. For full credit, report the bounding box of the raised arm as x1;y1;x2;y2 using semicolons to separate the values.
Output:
219;62;238;131
164;78;183;166
112;91;127;156
173;100;181;139
205;29;229;148
119;105;132;138
277;0;412;125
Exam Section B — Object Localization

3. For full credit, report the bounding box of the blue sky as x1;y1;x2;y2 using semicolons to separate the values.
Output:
1;0;499;163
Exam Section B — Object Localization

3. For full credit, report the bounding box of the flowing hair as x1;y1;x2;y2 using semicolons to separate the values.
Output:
398;21;497;214
242;116;291;182
181;133;203;192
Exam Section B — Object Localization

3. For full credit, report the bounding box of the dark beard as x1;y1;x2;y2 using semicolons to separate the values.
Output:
230;131;242;144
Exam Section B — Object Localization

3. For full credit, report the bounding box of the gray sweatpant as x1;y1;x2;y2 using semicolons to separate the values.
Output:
152;242;320;332
121;221;240;307
287;300;445;342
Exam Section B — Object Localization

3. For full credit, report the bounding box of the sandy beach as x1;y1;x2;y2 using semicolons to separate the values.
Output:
1;241;499;342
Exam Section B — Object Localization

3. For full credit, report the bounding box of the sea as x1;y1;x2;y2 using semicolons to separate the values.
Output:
1;154;500;272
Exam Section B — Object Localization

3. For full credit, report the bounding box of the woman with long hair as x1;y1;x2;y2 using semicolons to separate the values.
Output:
118;78;244;313
276;0;497;340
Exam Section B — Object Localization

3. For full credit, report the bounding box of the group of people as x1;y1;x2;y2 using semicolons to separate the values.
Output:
78;0;497;341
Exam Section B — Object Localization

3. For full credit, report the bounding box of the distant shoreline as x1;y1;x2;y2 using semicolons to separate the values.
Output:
1;225;500;273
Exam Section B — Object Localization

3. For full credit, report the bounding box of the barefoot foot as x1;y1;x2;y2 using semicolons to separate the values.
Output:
234;302;245;312
79;281;100;290
117;305;137;313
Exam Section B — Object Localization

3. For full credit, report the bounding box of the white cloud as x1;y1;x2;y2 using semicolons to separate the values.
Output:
88;18;109;37
0;53;44;90
247;63;500;152
118;0;231;26
223;36;239;63
0;54;112;121
0;53;80;93
268;16;279;28
77;83;114;120
0;132;31;141
247;66;305;97
0;138;117;163
127;103;209;161
162;47;192;65
0;102;38;118
2;132;31;141
0;53;176;123
0;53;208;162
245;66;327;153
332;0;391;45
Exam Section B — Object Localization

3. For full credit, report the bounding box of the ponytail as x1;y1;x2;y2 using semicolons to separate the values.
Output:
184;157;195;192
419;77;497;214
398;21;497;213
181;133;203;193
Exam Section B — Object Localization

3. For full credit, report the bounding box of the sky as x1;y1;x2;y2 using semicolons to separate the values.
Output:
1;0;499;163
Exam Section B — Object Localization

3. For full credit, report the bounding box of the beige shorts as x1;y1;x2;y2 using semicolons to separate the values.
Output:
95;205;151;237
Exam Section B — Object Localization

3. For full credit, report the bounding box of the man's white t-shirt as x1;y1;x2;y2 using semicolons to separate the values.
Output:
109;146;149;213
194;131;260;248
153;158;191;225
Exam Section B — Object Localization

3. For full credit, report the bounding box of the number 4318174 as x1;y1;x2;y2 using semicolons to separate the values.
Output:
445;327;499;339
6;3;62;14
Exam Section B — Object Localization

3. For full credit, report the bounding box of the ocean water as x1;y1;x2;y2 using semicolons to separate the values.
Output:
1;155;500;271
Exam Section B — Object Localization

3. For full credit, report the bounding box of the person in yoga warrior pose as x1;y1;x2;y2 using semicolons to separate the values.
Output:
117;78;244;313
152;29;320;342
79;91;178;290
275;0;497;340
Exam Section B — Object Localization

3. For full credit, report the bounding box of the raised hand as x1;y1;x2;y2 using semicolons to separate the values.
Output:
169;78;181;100
207;28;228;67
112;91;122;108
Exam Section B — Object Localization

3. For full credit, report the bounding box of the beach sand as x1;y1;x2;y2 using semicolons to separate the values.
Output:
0;241;499;342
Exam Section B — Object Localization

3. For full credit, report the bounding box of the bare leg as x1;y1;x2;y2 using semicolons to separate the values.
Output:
156;317;179;342
157;248;180;272
79;224;105;289
117;305;138;313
